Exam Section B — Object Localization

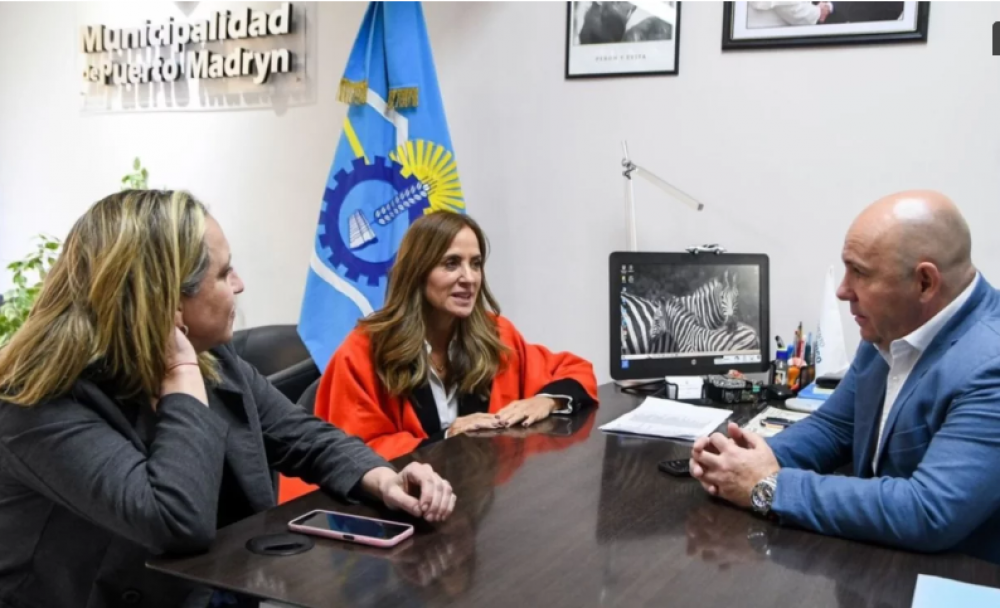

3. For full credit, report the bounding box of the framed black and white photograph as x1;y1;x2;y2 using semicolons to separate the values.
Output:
722;1;930;50
565;2;682;78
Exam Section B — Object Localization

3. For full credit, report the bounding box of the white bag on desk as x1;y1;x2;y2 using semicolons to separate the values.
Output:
816;265;850;377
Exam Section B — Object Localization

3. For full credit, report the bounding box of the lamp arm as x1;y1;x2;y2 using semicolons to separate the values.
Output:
631;164;704;212
620;140;705;252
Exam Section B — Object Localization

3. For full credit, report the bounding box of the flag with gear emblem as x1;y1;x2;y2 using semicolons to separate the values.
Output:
298;1;464;371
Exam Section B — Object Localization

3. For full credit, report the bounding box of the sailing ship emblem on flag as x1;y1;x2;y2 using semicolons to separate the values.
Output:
317;140;462;286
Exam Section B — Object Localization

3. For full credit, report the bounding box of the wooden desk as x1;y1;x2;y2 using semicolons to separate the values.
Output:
149;384;1000;607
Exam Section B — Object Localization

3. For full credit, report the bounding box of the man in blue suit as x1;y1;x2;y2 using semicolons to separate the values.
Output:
690;190;1000;564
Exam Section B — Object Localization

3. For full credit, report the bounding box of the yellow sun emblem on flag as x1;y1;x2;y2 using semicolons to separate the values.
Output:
390;140;465;214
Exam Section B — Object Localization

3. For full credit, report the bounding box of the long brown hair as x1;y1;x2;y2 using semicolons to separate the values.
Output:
0;190;217;406
360;212;507;398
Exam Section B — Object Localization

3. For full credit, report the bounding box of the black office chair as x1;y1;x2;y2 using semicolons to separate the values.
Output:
297;377;321;415
270;377;324;496
231;324;319;404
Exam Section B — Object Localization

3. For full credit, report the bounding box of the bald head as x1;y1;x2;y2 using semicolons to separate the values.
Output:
839;190;977;348
848;190;973;290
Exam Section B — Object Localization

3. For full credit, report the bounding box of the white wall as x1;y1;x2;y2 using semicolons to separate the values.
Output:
3;1;1000;383
0;1;365;335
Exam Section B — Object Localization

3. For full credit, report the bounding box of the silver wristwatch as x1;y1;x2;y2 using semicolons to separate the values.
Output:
750;474;778;517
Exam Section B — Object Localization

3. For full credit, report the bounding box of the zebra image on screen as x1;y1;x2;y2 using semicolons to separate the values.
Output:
621;271;746;355
621;292;676;354
675;271;739;331
660;296;759;354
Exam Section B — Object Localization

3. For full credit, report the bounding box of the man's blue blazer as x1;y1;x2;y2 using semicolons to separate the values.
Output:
769;277;1000;564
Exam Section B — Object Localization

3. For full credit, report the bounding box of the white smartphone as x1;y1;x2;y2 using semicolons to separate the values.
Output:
288;509;414;548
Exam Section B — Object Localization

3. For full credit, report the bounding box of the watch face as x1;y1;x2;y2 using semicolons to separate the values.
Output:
751;479;775;512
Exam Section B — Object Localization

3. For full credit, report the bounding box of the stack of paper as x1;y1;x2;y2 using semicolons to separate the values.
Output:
600;397;732;441
798;381;835;401
785;381;835;413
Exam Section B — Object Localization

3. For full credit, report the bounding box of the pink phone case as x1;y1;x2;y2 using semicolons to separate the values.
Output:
287;509;414;548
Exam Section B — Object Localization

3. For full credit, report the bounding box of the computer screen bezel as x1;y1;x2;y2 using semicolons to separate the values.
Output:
609;251;771;380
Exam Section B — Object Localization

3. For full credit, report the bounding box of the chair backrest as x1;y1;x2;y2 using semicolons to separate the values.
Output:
231;324;310;377
232;324;319;403
297;377;321;415
272;376;323;498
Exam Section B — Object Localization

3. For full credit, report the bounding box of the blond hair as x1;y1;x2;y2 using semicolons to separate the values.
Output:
360;212;508;398
0;190;217;406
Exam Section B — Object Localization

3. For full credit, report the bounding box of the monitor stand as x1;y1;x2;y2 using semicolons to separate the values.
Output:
614;378;665;389
615;376;706;401
615;379;730;410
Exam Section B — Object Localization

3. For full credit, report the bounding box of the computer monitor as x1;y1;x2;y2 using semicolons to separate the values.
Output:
609;251;770;380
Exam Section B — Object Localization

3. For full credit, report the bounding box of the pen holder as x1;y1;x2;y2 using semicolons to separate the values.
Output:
768;361;815;392
796;364;816;391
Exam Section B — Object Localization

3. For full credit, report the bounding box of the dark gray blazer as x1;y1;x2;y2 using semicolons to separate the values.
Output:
0;343;388;608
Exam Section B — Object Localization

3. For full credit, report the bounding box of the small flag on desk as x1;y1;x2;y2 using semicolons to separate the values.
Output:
297;1;465;372
815;265;850;377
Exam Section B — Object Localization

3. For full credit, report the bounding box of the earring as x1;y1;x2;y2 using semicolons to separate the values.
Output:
181;325;189;336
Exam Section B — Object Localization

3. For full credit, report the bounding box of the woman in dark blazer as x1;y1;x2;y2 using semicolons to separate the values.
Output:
0;190;455;608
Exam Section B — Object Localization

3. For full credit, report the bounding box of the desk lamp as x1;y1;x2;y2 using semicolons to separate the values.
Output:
621;140;704;251
618;140;707;391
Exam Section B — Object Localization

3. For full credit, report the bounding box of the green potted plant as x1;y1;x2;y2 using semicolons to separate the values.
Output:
0;158;152;346
121;157;149;190
0;236;61;346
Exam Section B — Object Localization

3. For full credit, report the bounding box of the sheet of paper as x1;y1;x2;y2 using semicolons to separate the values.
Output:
911;575;1000;608
600;397;731;441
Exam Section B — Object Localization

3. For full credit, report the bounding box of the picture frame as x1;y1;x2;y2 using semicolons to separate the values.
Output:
722;1;930;50
565;1;682;79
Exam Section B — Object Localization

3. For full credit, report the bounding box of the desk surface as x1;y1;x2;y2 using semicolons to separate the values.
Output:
149;385;1000;607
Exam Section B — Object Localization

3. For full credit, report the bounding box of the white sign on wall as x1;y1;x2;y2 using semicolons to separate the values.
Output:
78;2;316;113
